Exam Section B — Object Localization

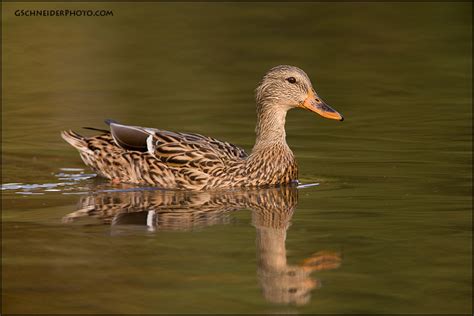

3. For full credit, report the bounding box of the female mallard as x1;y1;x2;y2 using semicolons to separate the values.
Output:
61;65;343;190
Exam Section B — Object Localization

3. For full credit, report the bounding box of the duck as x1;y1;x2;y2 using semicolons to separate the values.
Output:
61;65;344;190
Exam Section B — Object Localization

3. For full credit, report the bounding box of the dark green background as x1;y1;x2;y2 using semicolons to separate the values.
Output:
2;2;472;314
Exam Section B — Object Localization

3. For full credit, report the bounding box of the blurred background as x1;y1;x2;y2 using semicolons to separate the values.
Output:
2;2;472;314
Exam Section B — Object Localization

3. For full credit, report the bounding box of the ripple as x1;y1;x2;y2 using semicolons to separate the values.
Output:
297;183;320;189
15;192;45;195
1;168;97;195
59;168;86;172
1;182;72;191
1;168;320;196
55;172;97;181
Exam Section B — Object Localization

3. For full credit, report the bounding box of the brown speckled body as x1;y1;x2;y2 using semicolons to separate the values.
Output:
62;130;297;190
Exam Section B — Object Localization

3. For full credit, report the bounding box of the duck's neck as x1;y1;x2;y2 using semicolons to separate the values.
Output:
252;103;289;152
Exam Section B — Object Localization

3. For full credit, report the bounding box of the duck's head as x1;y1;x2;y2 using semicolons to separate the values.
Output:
255;65;344;121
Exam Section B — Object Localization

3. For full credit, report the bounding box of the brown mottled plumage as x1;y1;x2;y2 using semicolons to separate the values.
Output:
61;65;343;190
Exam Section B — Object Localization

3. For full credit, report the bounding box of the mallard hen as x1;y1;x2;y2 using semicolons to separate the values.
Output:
61;65;343;190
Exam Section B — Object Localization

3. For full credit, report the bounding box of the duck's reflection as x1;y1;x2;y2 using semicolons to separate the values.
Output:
64;186;341;305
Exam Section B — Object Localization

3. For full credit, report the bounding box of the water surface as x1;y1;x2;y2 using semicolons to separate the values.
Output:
2;2;472;314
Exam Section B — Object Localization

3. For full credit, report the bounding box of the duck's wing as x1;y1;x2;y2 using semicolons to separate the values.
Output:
107;121;248;164
106;122;152;152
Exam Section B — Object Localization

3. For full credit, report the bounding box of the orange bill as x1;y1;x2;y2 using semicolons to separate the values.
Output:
300;90;344;121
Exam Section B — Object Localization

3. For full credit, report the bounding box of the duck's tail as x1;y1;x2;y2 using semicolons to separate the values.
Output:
61;130;89;151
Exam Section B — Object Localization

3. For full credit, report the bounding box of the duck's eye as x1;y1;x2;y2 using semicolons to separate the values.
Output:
286;77;296;84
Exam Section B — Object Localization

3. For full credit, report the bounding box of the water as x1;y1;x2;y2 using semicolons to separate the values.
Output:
2;2;472;314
